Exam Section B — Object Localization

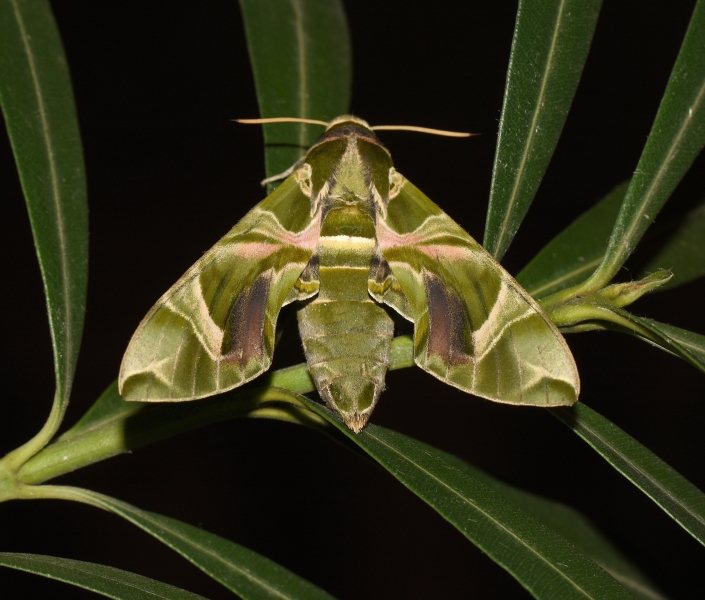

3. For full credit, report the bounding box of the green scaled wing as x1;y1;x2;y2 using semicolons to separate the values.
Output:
376;175;579;406
119;176;319;401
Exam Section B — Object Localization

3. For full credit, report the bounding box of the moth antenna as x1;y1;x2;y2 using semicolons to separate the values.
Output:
370;125;476;138
236;117;329;126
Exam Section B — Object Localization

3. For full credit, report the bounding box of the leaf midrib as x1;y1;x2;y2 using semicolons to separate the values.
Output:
0;554;189;599
611;78;705;271
113;499;294;599
367;428;606;599
11;0;73;398
571;411;705;534
495;0;568;255
525;255;603;298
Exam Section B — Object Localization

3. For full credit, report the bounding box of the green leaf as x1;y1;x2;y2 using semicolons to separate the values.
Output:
0;552;205;600
0;0;88;416
517;183;628;299
584;0;705;289
27;487;337;600
16;384;328;485
434;453;665;600
549;300;705;374
484;0;603;261
298;399;633;599
10;379;662;597
60;381;144;441
550;402;705;548
637;198;705;290
610;309;705;374
239;0;351;181
13;336;426;486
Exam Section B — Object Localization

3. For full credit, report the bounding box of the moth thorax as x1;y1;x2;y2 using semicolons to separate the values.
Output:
319;204;376;238
326;138;371;200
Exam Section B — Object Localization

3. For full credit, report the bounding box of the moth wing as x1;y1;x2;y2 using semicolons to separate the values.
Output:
377;176;579;406
119;176;318;402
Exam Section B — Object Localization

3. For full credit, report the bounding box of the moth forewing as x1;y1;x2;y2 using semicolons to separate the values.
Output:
376;177;580;406
119;114;579;435
118;175;318;403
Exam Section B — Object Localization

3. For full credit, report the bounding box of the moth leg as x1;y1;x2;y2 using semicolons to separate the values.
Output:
284;253;320;305
260;156;307;187
368;246;414;321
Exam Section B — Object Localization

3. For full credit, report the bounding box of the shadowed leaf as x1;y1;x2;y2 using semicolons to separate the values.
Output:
298;397;634;599
637;199;705;290
610;308;705;374
0;552;205;600
30;488;337;600
550;402;705;548
434;451;665;600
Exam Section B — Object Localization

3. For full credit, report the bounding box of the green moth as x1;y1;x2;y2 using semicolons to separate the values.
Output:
119;115;579;433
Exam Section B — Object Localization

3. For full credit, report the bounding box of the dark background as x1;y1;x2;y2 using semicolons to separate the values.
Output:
2;1;705;598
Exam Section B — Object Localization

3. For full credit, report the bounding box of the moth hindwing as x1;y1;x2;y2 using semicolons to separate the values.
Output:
119;115;580;433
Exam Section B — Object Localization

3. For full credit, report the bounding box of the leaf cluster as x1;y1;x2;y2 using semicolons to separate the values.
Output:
1;0;705;598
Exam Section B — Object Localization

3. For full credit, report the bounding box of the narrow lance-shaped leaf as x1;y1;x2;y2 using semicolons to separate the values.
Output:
605;308;705;375
22;486;338;600
297;396;633;600
0;553;205;600
550;402;705;548
239;0;351;180
422;443;666;600
516;182;628;299
9;361;658;597
582;0;705;291
485;0;603;261
0;0;88;421
18;337;415;486
637;198;705;290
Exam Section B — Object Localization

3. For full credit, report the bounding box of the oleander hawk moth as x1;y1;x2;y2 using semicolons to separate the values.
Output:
119;115;579;433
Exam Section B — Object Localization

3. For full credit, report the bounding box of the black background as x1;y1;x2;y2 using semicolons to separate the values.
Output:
2;1;705;598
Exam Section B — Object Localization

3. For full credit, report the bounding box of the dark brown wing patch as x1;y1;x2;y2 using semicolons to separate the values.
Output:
222;270;272;366
423;270;473;366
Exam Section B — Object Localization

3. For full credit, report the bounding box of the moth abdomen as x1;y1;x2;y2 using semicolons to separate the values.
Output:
298;300;394;433
295;199;396;432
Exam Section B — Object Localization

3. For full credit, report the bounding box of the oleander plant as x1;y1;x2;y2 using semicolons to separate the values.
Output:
1;0;704;598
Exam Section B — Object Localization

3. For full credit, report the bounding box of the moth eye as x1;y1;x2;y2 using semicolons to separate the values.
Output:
388;167;404;200
295;163;313;197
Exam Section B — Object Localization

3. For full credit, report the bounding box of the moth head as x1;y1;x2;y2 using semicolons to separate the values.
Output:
301;119;394;219
325;114;372;131
236;116;473;218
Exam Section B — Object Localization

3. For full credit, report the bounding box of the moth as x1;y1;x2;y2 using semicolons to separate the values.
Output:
119;115;579;433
